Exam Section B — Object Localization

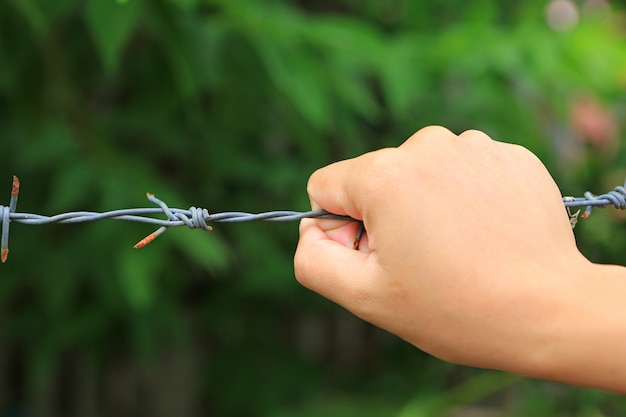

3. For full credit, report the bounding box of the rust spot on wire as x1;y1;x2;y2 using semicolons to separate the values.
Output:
134;232;158;249
353;223;365;251
1;176;20;262
11;176;19;199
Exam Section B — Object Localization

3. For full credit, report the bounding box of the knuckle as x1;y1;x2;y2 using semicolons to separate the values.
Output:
416;125;456;138
403;125;457;147
459;129;494;142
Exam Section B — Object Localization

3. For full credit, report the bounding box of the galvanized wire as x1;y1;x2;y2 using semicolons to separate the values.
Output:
0;176;351;262
1;175;625;262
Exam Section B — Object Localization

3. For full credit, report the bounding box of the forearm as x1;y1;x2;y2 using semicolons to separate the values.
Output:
522;262;626;393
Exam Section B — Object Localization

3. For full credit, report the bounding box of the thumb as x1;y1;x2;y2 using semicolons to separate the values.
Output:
294;218;377;311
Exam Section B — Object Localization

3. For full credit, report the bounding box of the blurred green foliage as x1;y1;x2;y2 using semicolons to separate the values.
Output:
1;0;626;416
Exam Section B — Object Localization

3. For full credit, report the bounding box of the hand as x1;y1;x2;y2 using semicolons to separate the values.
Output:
294;126;626;393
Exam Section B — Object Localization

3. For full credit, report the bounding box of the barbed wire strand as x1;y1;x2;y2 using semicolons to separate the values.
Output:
1;175;625;262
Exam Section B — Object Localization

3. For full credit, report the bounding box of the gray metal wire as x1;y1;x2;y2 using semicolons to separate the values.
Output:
0;175;625;262
0;176;352;261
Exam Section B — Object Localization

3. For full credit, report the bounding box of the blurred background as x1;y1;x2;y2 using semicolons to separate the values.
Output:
1;0;626;416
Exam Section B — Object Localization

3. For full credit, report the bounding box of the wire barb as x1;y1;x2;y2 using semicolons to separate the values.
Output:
1;176;626;262
1;176;20;263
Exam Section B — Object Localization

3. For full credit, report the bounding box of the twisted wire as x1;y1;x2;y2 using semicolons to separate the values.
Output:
1;176;625;262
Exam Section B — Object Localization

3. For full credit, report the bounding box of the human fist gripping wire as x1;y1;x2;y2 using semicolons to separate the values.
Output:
294;126;626;394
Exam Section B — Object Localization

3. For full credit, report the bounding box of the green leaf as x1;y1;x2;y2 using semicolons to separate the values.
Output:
305;16;382;66
8;0;48;34
166;0;197;9
253;37;330;130
47;161;95;212
118;246;160;311
37;0;75;22
168;227;229;273
378;33;427;116
85;0;142;74
396;371;521;417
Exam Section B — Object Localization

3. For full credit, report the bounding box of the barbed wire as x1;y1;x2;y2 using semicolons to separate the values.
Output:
0;176;351;262
1;175;625;262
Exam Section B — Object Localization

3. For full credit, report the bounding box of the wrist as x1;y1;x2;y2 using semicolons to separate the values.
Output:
523;260;626;393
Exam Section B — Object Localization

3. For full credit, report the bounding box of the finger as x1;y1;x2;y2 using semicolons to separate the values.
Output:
309;126;456;219
306;148;401;227
294;218;376;311
307;157;363;220
317;220;369;251
306;169;368;251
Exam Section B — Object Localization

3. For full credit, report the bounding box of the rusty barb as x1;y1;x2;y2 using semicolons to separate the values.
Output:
0;175;625;262
1;176;20;262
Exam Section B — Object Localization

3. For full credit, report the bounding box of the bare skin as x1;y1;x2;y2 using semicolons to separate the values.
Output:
294;126;626;394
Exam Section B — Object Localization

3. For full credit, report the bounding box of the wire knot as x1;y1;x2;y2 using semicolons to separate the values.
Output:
133;194;213;249
183;207;212;231
591;186;626;209
580;185;626;219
